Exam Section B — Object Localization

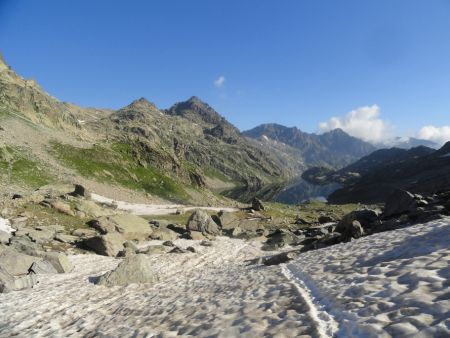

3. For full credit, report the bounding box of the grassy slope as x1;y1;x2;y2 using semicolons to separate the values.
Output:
50;141;191;203
0;146;53;188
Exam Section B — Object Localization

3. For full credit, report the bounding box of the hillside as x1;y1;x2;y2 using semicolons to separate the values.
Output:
0;54;300;204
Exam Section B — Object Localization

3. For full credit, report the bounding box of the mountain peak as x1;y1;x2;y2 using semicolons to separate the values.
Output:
167;96;225;126
0;53;11;72
125;97;158;111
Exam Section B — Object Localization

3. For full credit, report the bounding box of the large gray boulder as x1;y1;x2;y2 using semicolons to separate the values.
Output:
149;228;179;241
95;254;160;287
89;215;152;240
186;210;220;235
8;236;44;256
383;190;417;218
83;233;125;257
75;200;110;218
263;229;299;250
44;252;74;273
0;245;40;275
29;260;58;274
217;211;239;230
0;267;37;293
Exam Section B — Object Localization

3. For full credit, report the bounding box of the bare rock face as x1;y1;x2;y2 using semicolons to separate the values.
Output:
83;233;125;257
95;254;160;287
186;210;220;235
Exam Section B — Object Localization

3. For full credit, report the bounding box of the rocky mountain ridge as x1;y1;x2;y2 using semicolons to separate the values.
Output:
243;123;376;168
303;143;450;203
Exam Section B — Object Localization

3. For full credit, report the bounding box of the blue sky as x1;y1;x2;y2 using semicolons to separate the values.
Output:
1;0;450;144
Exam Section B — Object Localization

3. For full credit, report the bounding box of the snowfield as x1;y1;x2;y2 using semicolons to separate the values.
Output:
0;218;449;337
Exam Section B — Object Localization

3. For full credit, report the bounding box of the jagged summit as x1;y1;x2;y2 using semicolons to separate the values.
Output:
0;53;9;71
123;97;158;112
167;96;229;127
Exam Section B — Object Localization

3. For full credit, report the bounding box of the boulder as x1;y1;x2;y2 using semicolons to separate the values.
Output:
88;214;153;240
166;223;187;235
8;236;44;256
169;246;194;254
383;190;417;218
54;233;78;244
318;215;336;224
263;251;299;266
251;198;265;211
87;218;116;234
263;229;299;250
0;230;11;244
217;211;239;230
75;200;110;218
27;227;56;244
43;252;74;273
83;233;125;257
117;247;136;258
186;210;220;235
189;231;206;240
236;219;261;231
70;184;91;198
338;209;381;232
123;240;139;252
35;184;75;198
95;254;160;287
0;246;41;275
200;240;213;247
45;200;75;216
0;267;37;293
335;220;364;241
29;260;58;274
72;228;97;238
138;245;166;255
149;228;179;241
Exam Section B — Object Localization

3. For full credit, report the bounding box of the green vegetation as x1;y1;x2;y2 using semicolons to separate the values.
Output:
262;200;360;225
50;141;190;202
203;167;235;183
0;146;53;188
18;203;89;232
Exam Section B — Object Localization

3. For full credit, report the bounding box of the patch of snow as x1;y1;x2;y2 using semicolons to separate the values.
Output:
262;134;269;141
0;217;15;234
91;193;238;215
284;217;450;337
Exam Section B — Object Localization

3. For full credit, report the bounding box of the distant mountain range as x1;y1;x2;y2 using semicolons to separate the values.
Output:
302;143;450;204
1;52;442;204
243;123;376;168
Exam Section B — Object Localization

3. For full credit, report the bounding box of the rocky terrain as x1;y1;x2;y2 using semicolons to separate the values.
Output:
0;181;449;336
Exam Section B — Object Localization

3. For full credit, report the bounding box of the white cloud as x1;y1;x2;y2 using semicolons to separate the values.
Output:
417;125;450;145
319;105;391;143
213;75;225;88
